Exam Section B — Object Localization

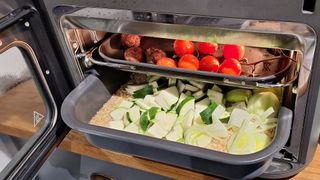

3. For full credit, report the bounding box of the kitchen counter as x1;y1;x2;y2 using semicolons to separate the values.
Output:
59;130;320;180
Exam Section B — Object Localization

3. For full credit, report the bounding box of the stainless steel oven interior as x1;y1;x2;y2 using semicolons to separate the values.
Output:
56;7;316;177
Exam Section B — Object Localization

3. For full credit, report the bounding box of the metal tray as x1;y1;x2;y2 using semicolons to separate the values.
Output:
61;74;292;179
86;34;297;88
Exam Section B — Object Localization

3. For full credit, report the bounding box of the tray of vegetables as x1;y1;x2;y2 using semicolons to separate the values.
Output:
88;33;298;88
61;74;292;179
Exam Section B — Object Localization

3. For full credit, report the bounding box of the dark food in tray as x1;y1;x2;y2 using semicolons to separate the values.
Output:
99;33;294;80
89;74;281;155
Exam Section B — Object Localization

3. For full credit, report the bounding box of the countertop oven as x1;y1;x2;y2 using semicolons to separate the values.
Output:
0;0;320;179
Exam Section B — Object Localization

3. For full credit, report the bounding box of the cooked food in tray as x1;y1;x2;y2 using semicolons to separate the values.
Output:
99;33;294;80
89;74;281;155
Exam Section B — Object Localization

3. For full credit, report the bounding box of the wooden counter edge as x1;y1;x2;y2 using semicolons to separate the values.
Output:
58;130;320;180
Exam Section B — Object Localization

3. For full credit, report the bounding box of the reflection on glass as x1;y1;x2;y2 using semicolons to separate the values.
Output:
0;47;46;172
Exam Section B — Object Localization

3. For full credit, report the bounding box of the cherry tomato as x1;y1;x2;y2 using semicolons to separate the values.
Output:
219;58;241;76
199;56;220;72
178;54;199;70
198;42;218;55
178;61;198;70
173;40;195;57
157;57;177;68
222;44;245;60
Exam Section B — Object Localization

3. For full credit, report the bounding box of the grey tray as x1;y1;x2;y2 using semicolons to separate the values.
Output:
61;75;292;179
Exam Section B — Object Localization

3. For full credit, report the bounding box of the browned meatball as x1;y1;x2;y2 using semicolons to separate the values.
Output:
121;34;141;47
145;48;167;64
124;47;144;62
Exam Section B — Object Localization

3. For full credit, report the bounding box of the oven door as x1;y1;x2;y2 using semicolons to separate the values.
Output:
0;1;70;179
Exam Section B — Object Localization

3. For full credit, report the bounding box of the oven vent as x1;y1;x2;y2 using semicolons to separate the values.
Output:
303;0;316;14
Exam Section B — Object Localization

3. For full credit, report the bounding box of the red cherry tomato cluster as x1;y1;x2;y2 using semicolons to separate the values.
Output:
156;39;245;76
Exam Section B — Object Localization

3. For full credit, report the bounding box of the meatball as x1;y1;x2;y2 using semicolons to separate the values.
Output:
145;48;167;64
124;47;144;62
121;34;141;47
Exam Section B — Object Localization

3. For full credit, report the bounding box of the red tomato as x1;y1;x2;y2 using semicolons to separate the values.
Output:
178;54;199;70
173;40;195;57
157;57;177;68
178;61;198;70
219;58;241;76
199;56;220;72
222;44;245;60
198;42;218;55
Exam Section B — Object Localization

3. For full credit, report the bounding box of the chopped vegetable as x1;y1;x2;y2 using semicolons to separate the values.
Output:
126;84;148;94
108;121;124;130
168;78;177;86
147;123;168;138
148;75;161;83
118;100;134;109
107;75;281;154
226;89;252;103
200;102;218;124
176;96;195;116
133;85;154;98
140;107;160;131
228;108;250;128
124;123;139;134
204;119;229;138
177;80;186;92
127;105;141;123
110;108;127;120
247;92;280;117
207;89;224;104
166;124;183;141
189;80;206;89
185;84;200;92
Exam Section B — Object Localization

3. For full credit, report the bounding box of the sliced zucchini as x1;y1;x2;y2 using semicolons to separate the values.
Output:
118;100;134;109
166;124;183;141
168;78;177;86
207;89;224;104
176;97;195;116
149;81;158;89
155;93;171;110
192;90;206;100
175;93;187;110
200;102;218;124
177;80;186;93
188;80;206;89
110;108;127;120
134;99;152;110
108;121;124;130
211;85;222;92
211;105;226;119
226;89;252;103
185;91;192;96
148;75;161;82
162;86;179;107
185;84;200;92
146;123;169;138
219;111;230;123
195;98;210;114
182;109;195;129
156;112;177;131
123;112;131;126
133;85;154;98
124;123;139;134
143;95;161;108
127;105;141;123
126;84;148;94
139;107;160;131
